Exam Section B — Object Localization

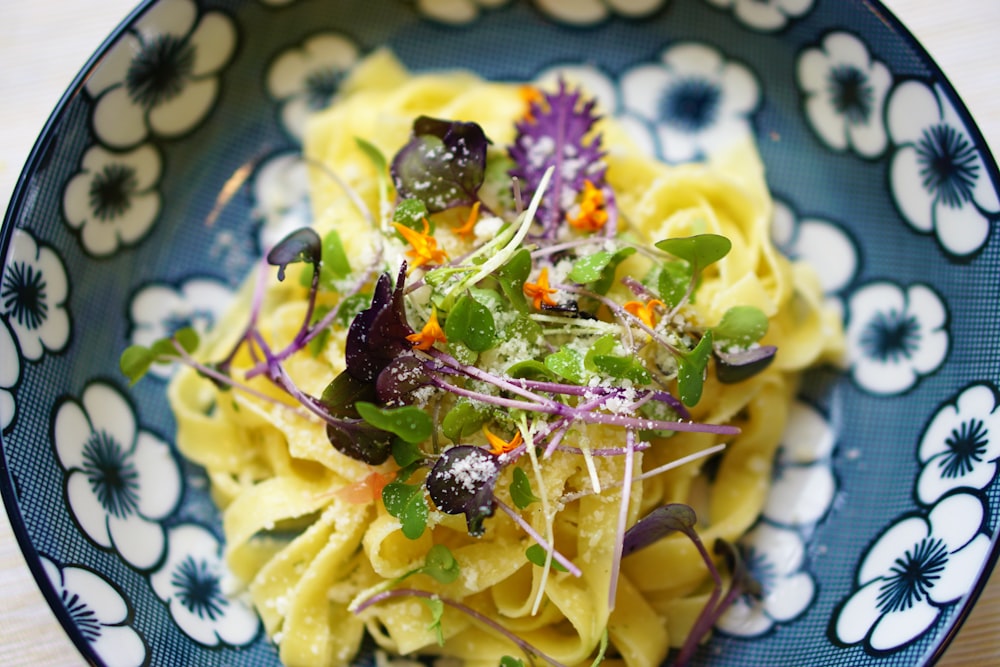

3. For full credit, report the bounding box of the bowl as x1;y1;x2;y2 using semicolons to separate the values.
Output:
3;1;1000;666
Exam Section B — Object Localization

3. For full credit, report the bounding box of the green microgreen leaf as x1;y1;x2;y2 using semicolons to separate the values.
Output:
495;247;532;312
382;481;428;540
525;544;569;572
510;467;541;509
307;305;332;356
655;234;731;272
567;247;636;294
590;355;651;385
119;328;200;385
391;438;425;468
300;229;352;290
500;657;526;667
355;136;388;173
119;346;156;385
712;305;769;348
657;261;692;308
421;544;460;584
356;402;432;444
421;597;446;645
393;198;431;234
506;359;556;381
591;628;609;667
334;292;374;328
444;293;497;352
544;346;587;384
442;399;489;442
677;330;713;407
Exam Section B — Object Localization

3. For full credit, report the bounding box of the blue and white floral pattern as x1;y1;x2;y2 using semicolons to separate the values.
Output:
0;317;19;431
128;278;234;379
916;383;1000;506
533;0;666;25
251;151;314;252
266;32;360;141
53;382;182;570
409;0;511;24
845;281;948;396
150;523;260;647
620;42;760;163
704;0;814;32
717;524;816;637
1;229;70;362
62;144;163;257
84;0;237;148
887;80;1000;257
797;31;893;159
834;493;991;652
40;555;148;667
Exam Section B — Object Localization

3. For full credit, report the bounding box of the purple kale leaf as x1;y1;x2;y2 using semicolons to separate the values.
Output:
508;80;609;236
391;116;490;212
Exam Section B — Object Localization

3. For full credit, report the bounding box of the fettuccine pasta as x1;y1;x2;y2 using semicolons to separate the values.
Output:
167;50;843;667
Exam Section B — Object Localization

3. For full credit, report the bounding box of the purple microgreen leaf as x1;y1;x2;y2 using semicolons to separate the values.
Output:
426;445;500;536
508;80;608;235
326;419;394;465
510;467;541;509
346;265;415;382
376;355;432;406
714;345;777;384
382;480;429;539
444;293;497;352
267;227;322;281
391;116;490;212
525;544;568;572
677;330;713;407
355;402;433;444
621;503;697;557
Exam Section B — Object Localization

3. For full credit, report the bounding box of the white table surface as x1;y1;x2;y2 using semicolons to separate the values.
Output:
2;1;999;665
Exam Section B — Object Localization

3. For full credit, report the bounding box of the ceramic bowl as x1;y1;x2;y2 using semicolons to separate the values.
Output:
3;1;999;665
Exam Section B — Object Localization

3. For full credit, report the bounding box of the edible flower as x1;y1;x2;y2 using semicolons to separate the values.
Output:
523;267;558;310
483;425;523;457
393;219;448;269
624;299;665;329
452;201;481;238
519;85;545;123
566;180;608;232
407;308;447;351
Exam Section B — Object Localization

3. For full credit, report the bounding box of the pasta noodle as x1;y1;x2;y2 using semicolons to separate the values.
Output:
167;50;843;667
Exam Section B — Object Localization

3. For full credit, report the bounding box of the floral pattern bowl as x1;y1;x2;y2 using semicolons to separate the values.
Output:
2;0;999;666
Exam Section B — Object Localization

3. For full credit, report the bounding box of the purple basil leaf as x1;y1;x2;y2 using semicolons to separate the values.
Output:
266;227;322;281
713;345;777;384
376;355;432;406
622;503;697;557
391;116;490;212
345;265;415;382
427;446;500;536
326;419;393;465
508;80;608;233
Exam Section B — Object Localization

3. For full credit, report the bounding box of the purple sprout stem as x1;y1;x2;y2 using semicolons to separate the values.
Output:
672;532;725;667
353;588;570;667
494;499;582;577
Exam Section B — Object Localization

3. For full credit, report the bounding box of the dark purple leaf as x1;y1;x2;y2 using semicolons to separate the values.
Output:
391;116;490;212
345;265;415;382
714;345;777;384
508;80;609;234
376;355;432;406
319;371;393;464
266;227;322;281
427;446;500;536
622;503;697;557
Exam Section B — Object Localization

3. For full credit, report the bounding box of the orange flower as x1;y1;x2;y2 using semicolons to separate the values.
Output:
452;201;481;237
484;425;523;457
567;180;608;232
624;299;666;329
407;308;447;351
520;85;545;122
393;219;448;269
523;267;558;310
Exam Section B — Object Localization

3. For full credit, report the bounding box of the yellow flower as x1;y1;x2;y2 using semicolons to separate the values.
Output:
523;267;558;310
624;299;666;329
393;218;448;269
567;180;608;232
406;308;447;351
484;426;523;457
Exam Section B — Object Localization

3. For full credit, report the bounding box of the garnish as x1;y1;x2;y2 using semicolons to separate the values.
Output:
393;218;449;269
523;267;558;310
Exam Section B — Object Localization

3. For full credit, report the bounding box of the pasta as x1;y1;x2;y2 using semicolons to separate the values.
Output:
166;50;843;667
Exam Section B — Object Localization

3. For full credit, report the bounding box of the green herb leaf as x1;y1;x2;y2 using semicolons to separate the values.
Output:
677;330;713;407
657;261;692;307
393;198;431;233
525;544;569;572
444;293;497;352
356;402;432;444
496;247;532;312
568;247;636;294
421;544;460;584
510;467;541;509
712;305;769;348
655;234;731;271
544;346;586;384
391;438;425;468
442;399;489;442
422;597;446;645
506;359;556;381
500;657;526;667
382;481;428;539
355;136;388;173
590;628;610;667
119;346;156;385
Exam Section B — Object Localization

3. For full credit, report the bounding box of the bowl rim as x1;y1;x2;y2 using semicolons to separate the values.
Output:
2;1;999;665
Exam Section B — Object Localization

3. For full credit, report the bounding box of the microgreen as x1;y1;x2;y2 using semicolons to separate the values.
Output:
500;657;525;667
393;197;431;234
391;116;490;212
544;346;587;384
345;266;414;383
426;446;500;537
526;544;568;572
355;402;433;444
421;597;446;645
444;293;497;352
714;344;777;384
441;399;490;442
568;247;635;294
382;479;429;539
713;305;768;348
510;467;541;509
119;327;199;385
676;330;714;407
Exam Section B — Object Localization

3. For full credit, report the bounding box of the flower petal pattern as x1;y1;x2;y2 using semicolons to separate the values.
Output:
1;230;70;362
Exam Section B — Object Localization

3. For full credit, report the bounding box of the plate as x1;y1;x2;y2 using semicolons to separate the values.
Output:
2;1;1000;665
